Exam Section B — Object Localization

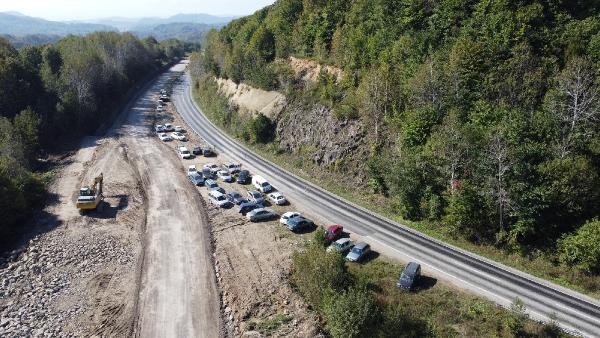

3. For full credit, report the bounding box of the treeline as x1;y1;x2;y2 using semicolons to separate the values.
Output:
0;32;191;247
196;1;600;273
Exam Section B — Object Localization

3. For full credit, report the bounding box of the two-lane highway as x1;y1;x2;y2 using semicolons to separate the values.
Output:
173;68;600;337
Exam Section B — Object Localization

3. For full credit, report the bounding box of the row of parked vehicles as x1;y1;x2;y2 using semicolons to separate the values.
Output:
155;79;423;290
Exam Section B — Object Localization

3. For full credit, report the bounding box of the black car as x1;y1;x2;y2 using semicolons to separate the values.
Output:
237;170;251;184
202;148;214;157
238;201;263;215
397;262;421;291
192;146;203;155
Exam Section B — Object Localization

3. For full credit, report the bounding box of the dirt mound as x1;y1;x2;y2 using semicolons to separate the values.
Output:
216;78;286;118
288;56;344;83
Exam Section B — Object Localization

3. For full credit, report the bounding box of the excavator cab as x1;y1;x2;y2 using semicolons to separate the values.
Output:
76;173;104;212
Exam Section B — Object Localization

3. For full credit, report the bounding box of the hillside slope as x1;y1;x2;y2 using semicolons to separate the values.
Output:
192;0;600;289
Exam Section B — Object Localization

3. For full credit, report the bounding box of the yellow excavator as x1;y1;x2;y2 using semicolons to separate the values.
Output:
76;173;104;212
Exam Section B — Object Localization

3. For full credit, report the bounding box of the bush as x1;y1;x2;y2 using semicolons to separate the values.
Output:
322;287;378;338
290;241;348;309
559;219;600;273
248;113;275;144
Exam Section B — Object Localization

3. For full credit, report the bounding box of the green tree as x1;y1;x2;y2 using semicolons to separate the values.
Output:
248;113;275;143
322;287;378;338
559;219;600;273
290;242;348;309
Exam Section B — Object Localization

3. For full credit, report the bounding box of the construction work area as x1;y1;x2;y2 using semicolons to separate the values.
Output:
0;60;320;337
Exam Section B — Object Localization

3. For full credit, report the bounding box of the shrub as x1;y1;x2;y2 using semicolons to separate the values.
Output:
322;287;378;338
290;241;348;309
559;219;600;273
248;113;275;144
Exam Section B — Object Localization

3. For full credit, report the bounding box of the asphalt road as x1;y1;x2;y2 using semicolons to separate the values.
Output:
118;63;221;338
173;64;600;337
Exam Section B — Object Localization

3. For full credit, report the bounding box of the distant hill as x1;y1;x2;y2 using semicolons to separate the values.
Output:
132;22;221;42
0;11;233;46
0;12;115;36
86;13;234;32
1;33;61;48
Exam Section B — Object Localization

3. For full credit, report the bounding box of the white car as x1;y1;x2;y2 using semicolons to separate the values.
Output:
157;105;165;112
268;192;287;205
188;165;198;174
203;163;220;174
158;133;172;141
155;124;165;132
171;132;187;141
174;126;184;132
176;145;192;159
280;211;301;225
246;208;277;222
163;123;174;132
217;170;234;183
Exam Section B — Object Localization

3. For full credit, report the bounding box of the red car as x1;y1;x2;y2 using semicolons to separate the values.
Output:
325;225;344;241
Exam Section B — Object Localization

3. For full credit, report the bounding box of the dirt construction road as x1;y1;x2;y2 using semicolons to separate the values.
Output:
123;63;221;337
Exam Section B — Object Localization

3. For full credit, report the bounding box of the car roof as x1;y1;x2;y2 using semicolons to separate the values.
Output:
209;190;224;197
270;192;282;196
228;191;240;196
335;238;351;244
327;225;342;231
355;242;369;249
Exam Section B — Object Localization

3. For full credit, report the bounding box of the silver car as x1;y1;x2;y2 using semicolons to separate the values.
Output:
246;208;277;222
346;242;370;262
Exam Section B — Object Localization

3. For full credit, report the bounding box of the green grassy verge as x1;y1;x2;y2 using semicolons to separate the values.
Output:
190;78;600;299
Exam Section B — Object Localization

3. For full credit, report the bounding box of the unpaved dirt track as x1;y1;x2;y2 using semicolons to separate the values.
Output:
122;64;221;338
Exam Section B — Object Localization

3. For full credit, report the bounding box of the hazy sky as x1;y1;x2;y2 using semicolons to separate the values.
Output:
0;0;277;21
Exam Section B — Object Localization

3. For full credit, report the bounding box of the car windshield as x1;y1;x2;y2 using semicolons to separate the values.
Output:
217;196;226;201
182;150;189;154
352;247;363;254
325;229;334;235
261;182;269;187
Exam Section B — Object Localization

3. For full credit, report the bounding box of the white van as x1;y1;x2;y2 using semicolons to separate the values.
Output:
252;175;273;193
208;190;231;208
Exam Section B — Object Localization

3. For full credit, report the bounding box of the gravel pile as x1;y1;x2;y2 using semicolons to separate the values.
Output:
0;228;135;337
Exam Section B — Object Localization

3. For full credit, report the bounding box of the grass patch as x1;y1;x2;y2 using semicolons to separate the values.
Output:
246;314;292;336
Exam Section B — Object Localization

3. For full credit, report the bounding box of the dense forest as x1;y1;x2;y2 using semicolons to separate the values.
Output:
194;0;600;274
0;32;190;247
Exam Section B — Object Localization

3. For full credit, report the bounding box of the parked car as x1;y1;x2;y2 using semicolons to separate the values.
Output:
158;133;172;141
202;147;214;157
188;172;204;186
324;225;344;241
224;163;241;174
267;192;287;205
226;191;245;205
175;145;192;159
171;132;186;141
246;208;277;222
252;175;273;193
327;238;354;254
287;217;314;232
239;201;263;215
163;123;174;131
237;170;251;184
174;126;184;132
209;190;232;208
217;170;234;183
157;105;165;112
202;168;215;180
346;242;371;262
155;124;165;132
280;211;301;225
397;262;421;291
203;163;220;174
205;179;219;189
192;146;203;155
188;165;198;174
247;190;264;205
